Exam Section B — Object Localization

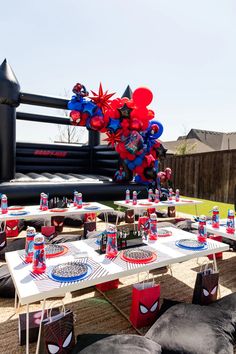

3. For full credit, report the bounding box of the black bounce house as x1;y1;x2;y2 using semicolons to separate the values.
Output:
0;59;154;205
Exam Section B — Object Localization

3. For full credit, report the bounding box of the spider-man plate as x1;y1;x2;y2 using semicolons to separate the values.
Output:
158;228;172;237
83;206;101;211
9;210;29;216
45;244;68;258
176;239;208;250
48;262;92;282
49;208;68;212
138;202;153;206
120;248;157;264
8;206;25;211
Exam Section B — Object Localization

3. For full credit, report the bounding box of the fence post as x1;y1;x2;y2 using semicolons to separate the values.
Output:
0;59;20;182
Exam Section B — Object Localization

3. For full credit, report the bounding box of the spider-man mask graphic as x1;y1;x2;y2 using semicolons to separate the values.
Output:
51;216;64;232
41;311;75;354
125;209;134;223
6;219;19;237
201;274;218;305
130;283;160;328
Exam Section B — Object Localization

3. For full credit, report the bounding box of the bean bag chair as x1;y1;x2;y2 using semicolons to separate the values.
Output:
74;334;161;354
64;215;84;228
0;264;15;298
145;303;235;354
0;237;25;261
98;211;125;224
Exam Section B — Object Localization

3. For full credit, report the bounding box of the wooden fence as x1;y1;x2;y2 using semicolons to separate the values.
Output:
160;149;236;204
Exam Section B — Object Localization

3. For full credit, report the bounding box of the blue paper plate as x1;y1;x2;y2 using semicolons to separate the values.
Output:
176;239;208;251
48;262;92;283
83;206;101;211
9;210;29;216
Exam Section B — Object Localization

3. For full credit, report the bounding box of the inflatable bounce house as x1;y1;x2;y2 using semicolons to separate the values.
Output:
0;59;168;204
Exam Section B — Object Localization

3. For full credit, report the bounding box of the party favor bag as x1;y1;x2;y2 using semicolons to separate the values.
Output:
39;303;75;354
192;263;219;305
41;226;56;242
0;229;6;251
130;275;160;328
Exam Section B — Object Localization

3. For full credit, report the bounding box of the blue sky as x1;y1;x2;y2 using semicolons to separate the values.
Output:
1;0;236;143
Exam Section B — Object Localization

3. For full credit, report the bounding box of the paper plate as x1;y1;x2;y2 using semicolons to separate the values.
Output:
45;244;68;258
138;202;153;206
48;262;92;282
158;228;173;237
83;206;101;211
8;206;25;211
9;210;29;216
49;208;68;213
120;248;157;264
176;239;207;250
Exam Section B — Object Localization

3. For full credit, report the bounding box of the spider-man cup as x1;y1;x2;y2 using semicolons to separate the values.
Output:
105;225;118;258
198;215;207;243
25;226;36;263
32;234;46;274
212;206;219;228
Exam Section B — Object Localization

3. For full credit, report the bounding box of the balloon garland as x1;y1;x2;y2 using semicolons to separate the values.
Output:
68;83;166;186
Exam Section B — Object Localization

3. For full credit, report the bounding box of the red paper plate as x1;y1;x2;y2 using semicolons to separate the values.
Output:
49;208;68;212
83;202;90;206
120;249;157;264
8;206;25;211
138;202;153;206
158;228;173;237
45;245;68;258
180;199;193;203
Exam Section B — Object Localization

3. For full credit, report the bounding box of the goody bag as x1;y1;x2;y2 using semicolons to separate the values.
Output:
130;275;160;328
39;302;75;354
0;227;6;251
192;262;219;306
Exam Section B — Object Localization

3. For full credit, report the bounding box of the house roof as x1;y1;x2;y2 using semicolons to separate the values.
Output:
163;138;215;155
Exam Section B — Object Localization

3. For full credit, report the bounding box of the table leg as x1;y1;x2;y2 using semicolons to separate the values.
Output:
14;291;18;310
213;253;218;272
26;303;29;354
36;298;46;354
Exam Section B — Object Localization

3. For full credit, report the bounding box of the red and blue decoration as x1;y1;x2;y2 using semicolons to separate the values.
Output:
68;83;165;185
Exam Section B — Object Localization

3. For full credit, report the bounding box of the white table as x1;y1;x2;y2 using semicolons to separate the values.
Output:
6;227;229;353
193;219;236;241
0;202;114;223
114;198;202;211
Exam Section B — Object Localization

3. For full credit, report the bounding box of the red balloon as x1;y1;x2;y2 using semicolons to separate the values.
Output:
132;87;153;107
90;116;105;130
130;118;142;131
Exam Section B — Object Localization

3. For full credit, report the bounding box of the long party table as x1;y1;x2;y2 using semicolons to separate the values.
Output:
114;198;202;212
0;202;114;223
6;227;229;353
193;219;236;241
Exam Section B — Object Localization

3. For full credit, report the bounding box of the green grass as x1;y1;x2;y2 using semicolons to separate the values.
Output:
101;197;234;218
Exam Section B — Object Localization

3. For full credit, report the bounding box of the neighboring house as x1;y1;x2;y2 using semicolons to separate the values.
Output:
163;129;236;155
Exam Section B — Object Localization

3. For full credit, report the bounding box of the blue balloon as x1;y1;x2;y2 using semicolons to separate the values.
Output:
148;120;164;139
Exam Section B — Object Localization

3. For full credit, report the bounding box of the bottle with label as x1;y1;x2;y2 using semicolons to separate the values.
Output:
198;215;207;243
149;213;158;241
154;189;160;203
1;194;8;214
25;226;36;263
125;189;130;204
74;191;78;207
226;209;235;234
168;188;173;201
76;192;83;209
175;189;180;202
105;225;118;258
148;189;153;202
212;206;219;228
32;234;46;274
132;191;137;205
